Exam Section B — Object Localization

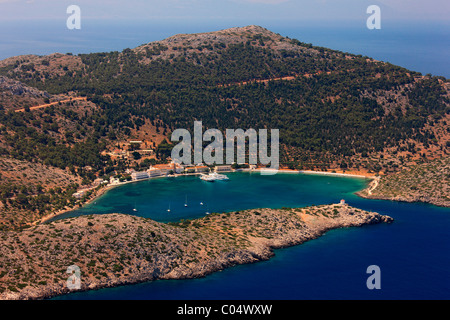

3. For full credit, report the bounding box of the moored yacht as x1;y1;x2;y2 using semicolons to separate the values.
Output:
199;172;229;181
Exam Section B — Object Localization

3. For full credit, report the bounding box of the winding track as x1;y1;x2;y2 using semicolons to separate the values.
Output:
14;97;87;113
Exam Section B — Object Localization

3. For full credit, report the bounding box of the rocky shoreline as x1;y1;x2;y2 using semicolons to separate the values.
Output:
356;191;450;208
356;157;450;208
0;204;393;300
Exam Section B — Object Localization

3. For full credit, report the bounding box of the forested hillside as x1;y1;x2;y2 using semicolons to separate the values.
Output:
0;25;448;228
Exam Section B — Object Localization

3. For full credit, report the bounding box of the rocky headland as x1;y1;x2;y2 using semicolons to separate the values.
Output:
0;204;393;300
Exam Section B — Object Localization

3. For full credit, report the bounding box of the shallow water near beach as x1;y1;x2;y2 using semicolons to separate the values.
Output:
52;172;450;300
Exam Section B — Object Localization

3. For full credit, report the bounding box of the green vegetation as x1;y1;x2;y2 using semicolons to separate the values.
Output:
1;28;447;170
0;25;447;229
360;157;450;207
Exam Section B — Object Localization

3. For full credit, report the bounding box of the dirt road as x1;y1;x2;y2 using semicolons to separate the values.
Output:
15;97;87;112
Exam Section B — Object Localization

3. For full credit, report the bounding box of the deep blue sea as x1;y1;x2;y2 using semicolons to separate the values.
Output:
51;172;450;300
0;19;449;78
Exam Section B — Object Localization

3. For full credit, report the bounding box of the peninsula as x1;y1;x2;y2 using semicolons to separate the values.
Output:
0;203;392;300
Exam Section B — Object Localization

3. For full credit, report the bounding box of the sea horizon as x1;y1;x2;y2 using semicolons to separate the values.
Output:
0;19;449;78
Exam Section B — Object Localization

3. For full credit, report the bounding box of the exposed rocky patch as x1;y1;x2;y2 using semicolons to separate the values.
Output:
0;53;83;79
0;76;53;111
133;25;324;64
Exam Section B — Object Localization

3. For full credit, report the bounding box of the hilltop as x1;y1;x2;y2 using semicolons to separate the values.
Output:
133;25;322;63
0;204;393;300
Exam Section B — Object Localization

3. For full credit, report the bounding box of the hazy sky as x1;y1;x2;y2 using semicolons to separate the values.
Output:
0;0;448;22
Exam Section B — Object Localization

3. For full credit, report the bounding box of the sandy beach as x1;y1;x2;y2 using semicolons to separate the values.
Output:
297;170;375;179
266;168;376;179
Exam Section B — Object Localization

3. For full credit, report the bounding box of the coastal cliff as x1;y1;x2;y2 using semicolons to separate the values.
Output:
0;204;393;300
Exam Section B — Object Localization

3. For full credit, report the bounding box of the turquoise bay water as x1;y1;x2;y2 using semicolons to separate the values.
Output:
51;172;369;223
52;172;450;300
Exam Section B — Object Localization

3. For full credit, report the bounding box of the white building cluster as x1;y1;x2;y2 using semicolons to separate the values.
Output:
130;163;186;181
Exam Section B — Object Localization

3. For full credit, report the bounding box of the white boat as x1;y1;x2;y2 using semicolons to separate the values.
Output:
184;195;188;207
199;172;229;182
200;174;216;182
